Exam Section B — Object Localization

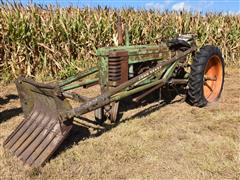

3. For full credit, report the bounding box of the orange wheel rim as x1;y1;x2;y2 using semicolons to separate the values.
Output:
203;55;223;102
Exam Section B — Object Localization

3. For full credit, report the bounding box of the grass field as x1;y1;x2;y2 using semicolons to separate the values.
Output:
0;67;239;179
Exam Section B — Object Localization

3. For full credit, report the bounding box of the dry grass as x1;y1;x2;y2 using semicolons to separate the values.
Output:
0;67;239;179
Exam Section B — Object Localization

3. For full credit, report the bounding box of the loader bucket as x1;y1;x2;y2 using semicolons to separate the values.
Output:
3;77;73;167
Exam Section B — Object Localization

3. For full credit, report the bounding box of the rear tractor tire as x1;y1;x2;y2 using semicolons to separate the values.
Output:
187;45;224;107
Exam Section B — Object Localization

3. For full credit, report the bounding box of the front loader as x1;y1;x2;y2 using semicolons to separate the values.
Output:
3;30;225;167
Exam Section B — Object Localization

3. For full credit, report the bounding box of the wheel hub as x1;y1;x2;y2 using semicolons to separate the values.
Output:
203;55;223;102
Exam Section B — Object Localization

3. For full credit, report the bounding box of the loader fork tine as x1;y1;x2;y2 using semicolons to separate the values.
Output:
4;103;41;150
20;117;59;163
24;120;58;165
10;101;46;155
15;96;53;158
29;124;71;167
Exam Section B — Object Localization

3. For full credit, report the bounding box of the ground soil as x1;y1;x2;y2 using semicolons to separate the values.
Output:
0;68;239;179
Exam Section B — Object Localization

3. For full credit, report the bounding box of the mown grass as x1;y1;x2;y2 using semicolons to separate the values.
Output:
0;2;239;82
0;68;239;179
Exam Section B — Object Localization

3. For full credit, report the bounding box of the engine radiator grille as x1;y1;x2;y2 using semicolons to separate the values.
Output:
108;51;128;87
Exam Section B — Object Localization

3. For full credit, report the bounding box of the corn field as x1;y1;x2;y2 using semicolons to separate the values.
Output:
0;3;239;82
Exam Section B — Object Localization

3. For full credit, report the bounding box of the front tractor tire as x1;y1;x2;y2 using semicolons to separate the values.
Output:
187;45;225;107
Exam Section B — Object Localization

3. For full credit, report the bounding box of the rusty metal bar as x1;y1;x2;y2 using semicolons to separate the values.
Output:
170;79;188;84
125;25;130;46
117;16;123;46
17;78;57;89
63;92;89;102
132;82;164;102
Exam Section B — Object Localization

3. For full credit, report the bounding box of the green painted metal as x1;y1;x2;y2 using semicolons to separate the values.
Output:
162;61;178;79
133;64;169;88
184;72;189;79
131;78;153;88
58;40;190;103
98;56;109;91
96;43;172;92
111;79;166;101
108;48;184;102
154;65;169;79
62;78;99;91
59;45;182;95
129;56;164;64
70;47;196;118
96;43;169;56
59;67;98;87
